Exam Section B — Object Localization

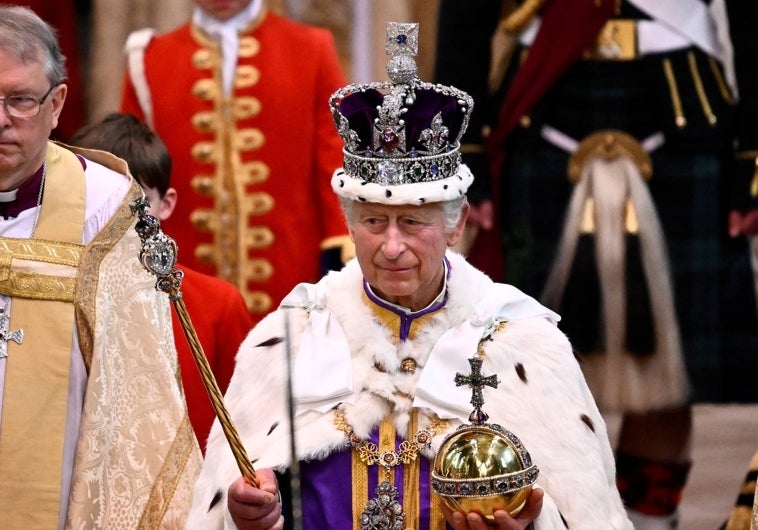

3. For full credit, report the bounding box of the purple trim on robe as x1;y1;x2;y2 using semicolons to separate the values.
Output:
296;258;456;527
362;257;451;342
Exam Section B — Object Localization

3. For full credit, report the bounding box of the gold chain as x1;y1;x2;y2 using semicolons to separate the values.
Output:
334;406;448;470
29;161;46;238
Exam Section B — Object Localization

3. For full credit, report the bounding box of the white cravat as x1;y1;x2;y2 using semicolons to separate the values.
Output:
279;281;354;415
192;0;264;96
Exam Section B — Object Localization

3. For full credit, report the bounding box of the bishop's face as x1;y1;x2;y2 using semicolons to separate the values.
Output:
348;201;467;312
0;49;66;190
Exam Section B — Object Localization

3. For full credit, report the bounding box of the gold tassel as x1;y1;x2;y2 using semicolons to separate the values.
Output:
663;58;687;129
687;52;717;126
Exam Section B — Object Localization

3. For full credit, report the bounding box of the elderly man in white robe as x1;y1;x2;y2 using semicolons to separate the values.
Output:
188;22;631;530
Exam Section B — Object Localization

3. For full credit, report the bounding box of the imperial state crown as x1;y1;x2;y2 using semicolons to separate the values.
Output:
329;22;475;205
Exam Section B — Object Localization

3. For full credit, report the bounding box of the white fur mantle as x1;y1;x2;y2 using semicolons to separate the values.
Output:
187;252;631;530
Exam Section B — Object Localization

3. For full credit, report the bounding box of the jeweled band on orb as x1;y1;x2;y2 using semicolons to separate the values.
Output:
432;422;539;499
431;464;539;498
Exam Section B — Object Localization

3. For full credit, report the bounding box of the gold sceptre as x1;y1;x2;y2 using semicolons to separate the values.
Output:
131;197;258;487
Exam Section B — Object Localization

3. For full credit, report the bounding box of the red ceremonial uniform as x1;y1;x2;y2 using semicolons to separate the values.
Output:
121;9;350;322
173;265;253;452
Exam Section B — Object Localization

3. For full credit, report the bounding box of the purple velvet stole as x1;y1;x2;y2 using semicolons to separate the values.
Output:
299;428;447;529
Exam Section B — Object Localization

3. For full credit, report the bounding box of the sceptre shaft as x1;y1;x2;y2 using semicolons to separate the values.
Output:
131;197;258;487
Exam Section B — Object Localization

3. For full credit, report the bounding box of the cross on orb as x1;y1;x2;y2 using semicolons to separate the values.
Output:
454;357;499;424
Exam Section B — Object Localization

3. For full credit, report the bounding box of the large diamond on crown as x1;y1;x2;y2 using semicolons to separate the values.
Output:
377;161;404;185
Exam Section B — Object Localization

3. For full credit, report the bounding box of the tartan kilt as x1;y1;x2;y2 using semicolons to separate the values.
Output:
496;52;758;406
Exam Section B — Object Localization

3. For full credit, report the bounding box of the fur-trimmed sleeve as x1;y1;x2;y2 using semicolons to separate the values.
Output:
186;309;295;529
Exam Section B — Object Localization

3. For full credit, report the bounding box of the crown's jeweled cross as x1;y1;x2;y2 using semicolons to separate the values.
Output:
0;302;23;359
385;22;418;57
385;22;419;85
455;357;499;424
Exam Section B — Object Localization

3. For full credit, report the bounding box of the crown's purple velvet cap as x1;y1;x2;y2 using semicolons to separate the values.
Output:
338;87;466;155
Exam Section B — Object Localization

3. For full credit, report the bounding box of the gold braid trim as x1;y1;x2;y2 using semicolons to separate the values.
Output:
351;447;368;530
404;411;421;528
0;238;81;266
687;51;717;126
0;239;81;302
663;58;687;129
76;180;142;371
138;414;196;529
736;152;758;198
431;493;446;530
708;57;735;104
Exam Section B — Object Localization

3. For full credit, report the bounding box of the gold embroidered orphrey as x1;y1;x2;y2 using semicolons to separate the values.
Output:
0;299;23;358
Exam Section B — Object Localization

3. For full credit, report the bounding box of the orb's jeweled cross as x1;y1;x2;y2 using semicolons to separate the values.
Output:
455;357;499;423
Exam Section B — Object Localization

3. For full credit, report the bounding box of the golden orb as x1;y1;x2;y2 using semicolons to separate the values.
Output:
431;422;538;520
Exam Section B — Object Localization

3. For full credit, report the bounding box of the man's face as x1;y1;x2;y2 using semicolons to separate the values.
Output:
0;49;65;190
348;201;466;311
195;0;254;21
